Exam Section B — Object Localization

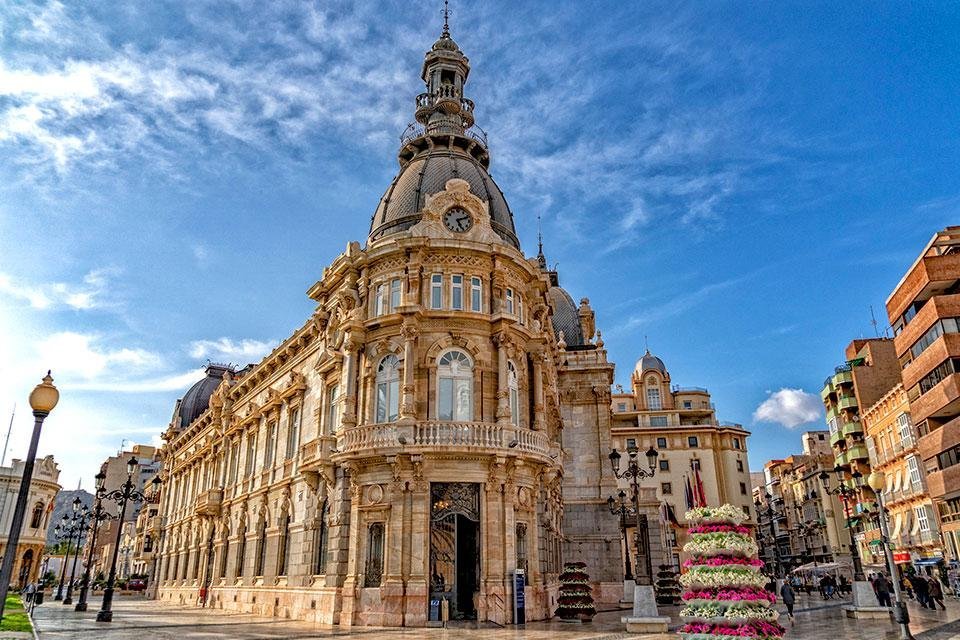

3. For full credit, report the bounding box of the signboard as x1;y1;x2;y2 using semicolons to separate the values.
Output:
513;569;526;625
893;552;911;564
429;598;441;622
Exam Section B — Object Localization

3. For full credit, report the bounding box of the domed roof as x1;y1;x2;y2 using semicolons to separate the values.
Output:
432;33;460;52
548;286;584;347
369;147;519;249
635;350;667;376
176;364;232;429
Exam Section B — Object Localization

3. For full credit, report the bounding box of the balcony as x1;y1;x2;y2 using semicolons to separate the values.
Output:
841;421;863;438
147;515;163;532
194;488;223;517
925;463;960;501
886;250;960;326
833;369;854;386
335;421;552;462
847;444;869;461
826;404;840;422
837;395;858;411
830;430;844;447
910;372;960;427
821;382;834;402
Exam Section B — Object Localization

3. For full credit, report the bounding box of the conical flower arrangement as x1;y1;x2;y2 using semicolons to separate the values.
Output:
678;504;784;640
555;561;596;621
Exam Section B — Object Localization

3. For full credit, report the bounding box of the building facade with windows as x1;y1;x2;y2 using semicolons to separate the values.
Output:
860;384;943;569
609;352;753;573
0;455;60;588
153;23;628;627
885;226;960;564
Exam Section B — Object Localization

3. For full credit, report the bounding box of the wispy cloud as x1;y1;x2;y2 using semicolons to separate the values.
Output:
189;337;276;363
0;268;119;310
753;388;822;429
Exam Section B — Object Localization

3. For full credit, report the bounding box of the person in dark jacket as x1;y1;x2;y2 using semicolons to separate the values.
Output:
874;574;892;607
913;573;931;609
928;576;946;610
780;581;796;625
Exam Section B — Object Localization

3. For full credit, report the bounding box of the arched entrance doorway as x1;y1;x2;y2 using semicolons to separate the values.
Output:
429;482;480;620
18;549;34;588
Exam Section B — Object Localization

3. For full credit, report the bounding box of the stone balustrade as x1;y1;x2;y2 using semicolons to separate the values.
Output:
194;488;223;517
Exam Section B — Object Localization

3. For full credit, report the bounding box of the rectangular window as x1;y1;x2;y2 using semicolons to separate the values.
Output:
505;288;515;314
737;460;744;472
915;505;930;532
327;384;340;434
617;403;627;412
661;482;672;495
264;421;277;468
285;407;301;460
374;283;386;317
740;482;747;495
470;276;482;312
650;415;668;427
244;431;257;475
682;401;692;409
431;274;443;309
390;278;402;311
897;412;914;448
647;388;662;410
688;436;699;447
657;437;667;448
691;459;702;470
626;438;637;450
659;459;670;471
517;296;524;324
734;437;741;450
451;274;463;310
229;440;240;484
907;455;923;487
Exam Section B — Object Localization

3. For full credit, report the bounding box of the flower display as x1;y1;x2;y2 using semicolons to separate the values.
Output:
555;562;595;621
679;503;781;640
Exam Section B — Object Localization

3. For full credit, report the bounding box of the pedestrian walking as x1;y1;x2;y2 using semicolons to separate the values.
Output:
903;576;914;600
928;576;946;610
913;573;931;609
874;574;892;608
780;581;796;625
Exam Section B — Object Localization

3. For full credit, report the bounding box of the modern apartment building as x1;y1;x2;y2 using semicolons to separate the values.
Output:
860;384;942;569
886;225;960;563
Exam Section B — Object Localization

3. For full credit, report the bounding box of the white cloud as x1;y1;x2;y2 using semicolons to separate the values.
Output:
0;268;117;310
35;331;161;380
753;388;823;429
189;337;276;363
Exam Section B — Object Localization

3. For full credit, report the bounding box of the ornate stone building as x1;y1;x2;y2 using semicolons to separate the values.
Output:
154;22;625;626
0;456;60;588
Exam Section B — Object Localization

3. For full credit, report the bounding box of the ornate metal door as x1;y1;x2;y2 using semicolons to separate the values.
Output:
429;482;480;620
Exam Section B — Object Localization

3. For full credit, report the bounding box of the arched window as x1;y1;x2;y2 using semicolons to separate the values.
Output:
365;522;385;587
508;361;519;425
315;499;329;575
375;355;401;423
29;502;43;529
254;517;267;576
437;350;473;421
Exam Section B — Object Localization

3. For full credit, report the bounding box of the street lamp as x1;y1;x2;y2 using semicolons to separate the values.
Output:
52;519;70;600
754;493;786;579
867;471;914;640
76;471;111;612
96;457;160;622
62;498;90;605
0;372;58;621
607;490;634;581
819;465;866;581
608;445;658;586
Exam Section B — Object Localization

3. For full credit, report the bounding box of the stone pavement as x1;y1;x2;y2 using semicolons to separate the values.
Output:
27;593;960;639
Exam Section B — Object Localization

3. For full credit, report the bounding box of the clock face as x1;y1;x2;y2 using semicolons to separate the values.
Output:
443;207;473;233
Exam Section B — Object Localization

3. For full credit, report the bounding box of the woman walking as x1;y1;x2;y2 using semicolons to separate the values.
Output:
928;576;946;610
780;580;797;625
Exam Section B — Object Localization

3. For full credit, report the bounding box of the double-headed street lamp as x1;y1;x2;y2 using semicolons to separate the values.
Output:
607;489;634;582
62;499;90;605
866;471;914;640
818;465;866;581
0;373;59;621
96;456;161;622
51;521;72;600
76;471;112;612
608;445;659;586
753;492;786;579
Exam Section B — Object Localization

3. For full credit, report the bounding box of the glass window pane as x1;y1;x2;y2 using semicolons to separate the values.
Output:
439;378;453;420
388;380;399;421
390;279;401;310
454;378;472;420
377;382;387;423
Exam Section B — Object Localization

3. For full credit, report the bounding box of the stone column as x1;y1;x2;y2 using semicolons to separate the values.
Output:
531;351;545;431
493;333;510;424
338;466;362;626
382;466;406;626
341;336;361;428
399;324;418;423
405;458;428;626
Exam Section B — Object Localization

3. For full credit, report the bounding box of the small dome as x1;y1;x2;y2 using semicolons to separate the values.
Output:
432;33;460;52
176;364;232;429
635;350;667;376
369;147;519;249
548;286;584;347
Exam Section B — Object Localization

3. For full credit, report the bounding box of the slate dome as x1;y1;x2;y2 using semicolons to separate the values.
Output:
635;350;667;376
548;286;584;347
176;364;232;429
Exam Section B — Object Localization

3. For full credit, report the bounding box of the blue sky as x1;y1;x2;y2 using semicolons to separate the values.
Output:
1;1;959;487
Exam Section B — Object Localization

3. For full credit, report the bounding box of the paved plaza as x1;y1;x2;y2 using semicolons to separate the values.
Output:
23;593;960;639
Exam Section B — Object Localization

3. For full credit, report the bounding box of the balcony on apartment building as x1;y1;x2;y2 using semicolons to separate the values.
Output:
887;244;960;333
925;462;960;501
194;488;223;517
910;369;960;437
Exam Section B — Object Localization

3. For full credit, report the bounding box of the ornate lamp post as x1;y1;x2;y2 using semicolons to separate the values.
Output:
0;372;58;621
818;466;866;581
606;489;634;581
867;471;914;640
753;492;786;579
52;519;70;600
76;472;111;612
62;498;90;605
96;457;160;622
609;445;658;585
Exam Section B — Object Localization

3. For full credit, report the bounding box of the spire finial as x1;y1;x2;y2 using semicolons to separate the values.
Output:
644;335;649;353
536;213;547;269
442;0;451;37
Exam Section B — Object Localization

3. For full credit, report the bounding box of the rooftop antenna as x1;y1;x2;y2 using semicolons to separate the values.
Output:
644;335;650;352
869;305;881;338
0;404;14;467
442;0;451;36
